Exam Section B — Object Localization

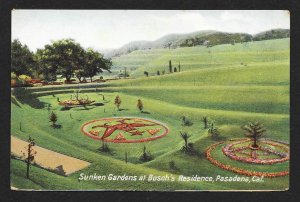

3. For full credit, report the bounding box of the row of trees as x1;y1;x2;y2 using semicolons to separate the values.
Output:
114;95;144;112
143;60;181;77
12;39;112;82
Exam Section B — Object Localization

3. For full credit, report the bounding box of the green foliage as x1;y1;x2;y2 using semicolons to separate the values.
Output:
137;99;143;112
36;39;85;82
180;132;197;155
253;29;290;41
242;122;267;148
82;48;112;82
168;160;179;171
11;39;37;76
114;95;122;110
49;111;58;127
202;116;209;129
139;146;153;162
169;60;172;73
99;140;110;153
179;32;252;47
181;116;193;126
207;122;220;139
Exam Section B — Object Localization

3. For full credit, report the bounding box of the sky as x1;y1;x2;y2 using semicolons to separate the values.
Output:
12;10;290;51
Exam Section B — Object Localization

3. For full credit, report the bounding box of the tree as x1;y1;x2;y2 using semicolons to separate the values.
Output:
178;62;181;72
207;122;220;139
49;111;58;127
83;48;112;83
157;70;160;75
21;136;37;179
181;116;193;126
174;67;177;72
180;131;195;154
169;60;172;73
137;99;143;112
11;39;37;76
36;39;85;82
144;71;149;77
139;146;153;162
242;122;266;148
114;95;122;111
202;116;209;129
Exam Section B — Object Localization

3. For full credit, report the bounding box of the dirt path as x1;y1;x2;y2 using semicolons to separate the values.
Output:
11;136;90;175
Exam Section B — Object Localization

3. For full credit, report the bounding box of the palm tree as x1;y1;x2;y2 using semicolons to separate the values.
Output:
180;131;191;151
242;122;266;148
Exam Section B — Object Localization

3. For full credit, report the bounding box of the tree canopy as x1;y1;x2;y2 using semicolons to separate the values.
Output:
11;39;36;76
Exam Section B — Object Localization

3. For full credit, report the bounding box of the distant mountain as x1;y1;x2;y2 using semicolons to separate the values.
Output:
253;28;290;41
107;28;290;57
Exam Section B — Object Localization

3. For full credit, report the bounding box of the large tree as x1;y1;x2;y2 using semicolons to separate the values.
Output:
36;39;85;82
83;48;111;82
11;39;36;76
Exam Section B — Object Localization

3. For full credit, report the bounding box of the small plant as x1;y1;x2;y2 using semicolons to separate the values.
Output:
21;136;37;179
137;99;143;112
54;165;66;176
180;132;197;155
99;139;110;153
169;160;179;171
181;116;193;126
202;116;209;129
208;122;220;139
114;95;122;111
49;111;58;127
242;122;266;148
139;146;153;162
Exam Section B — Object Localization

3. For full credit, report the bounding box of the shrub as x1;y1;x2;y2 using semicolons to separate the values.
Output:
49;111;58;127
139;146;153;162
99;140;110;153
169;160;179;171
181;116;193;126
114;95;122;111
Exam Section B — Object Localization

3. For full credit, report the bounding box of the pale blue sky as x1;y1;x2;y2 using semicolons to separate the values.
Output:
12;10;290;51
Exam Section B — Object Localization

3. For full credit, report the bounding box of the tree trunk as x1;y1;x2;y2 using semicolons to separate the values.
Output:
253;133;258;148
66;75;71;83
26;144;31;178
90;76;93;83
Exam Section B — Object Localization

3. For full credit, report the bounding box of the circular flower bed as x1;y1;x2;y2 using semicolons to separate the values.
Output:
81;117;169;143
222;139;289;165
205;140;289;178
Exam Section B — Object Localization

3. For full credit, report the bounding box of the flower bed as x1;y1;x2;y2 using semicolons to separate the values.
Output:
222;139;289;165
59;99;95;107
205;141;289;178
81;117;169;143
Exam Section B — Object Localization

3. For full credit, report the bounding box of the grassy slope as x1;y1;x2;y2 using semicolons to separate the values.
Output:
112;38;289;77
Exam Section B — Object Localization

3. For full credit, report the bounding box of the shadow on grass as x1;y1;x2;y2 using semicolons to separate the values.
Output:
141;111;151;114
12;88;47;109
60;107;71;111
51;124;62;129
92;103;104;107
118;108;128;111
